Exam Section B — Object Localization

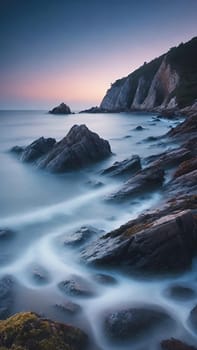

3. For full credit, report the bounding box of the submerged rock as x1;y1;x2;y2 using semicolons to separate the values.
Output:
101;155;141;177
58;274;96;297
164;285;196;301
49;102;71;114
104;305;174;341
62;226;104;247
0;229;14;240
81;210;197;274
0;276;14;319
12;124;112;173
107;165;164;201
92;273;117;285
54;300;81;315
161;338;197;350
0;312;88;350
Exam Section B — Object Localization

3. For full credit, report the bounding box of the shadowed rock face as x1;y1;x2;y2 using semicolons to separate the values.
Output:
12;124;112;173
80;210;197;274
0;312;88;350
49;102;71;114
0;276;14;320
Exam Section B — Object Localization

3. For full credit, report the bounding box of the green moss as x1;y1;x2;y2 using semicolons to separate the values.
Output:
0;312;88;350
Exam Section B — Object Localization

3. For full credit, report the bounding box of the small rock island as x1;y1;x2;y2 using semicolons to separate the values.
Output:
49;102;71;115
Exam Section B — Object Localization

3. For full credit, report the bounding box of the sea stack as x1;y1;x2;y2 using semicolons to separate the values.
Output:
49;102;71;115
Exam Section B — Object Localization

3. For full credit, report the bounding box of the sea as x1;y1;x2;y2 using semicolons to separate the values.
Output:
0;110;196;349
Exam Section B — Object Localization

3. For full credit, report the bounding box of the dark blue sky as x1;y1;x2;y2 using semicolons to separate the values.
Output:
0;0;197;109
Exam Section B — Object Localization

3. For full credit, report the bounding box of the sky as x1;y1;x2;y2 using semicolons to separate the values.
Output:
0;0;197;110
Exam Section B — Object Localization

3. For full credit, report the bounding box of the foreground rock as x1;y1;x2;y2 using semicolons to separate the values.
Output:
81;210;197;274
101;155;141;177
104;305;174;341
161;338;197;350
12;125;112;173
0;312;88;350
107;165;164;201
0;276;14;319
49;102;71;114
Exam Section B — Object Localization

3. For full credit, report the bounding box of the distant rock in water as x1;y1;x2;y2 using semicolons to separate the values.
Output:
12;124;112;173
49;102;71;114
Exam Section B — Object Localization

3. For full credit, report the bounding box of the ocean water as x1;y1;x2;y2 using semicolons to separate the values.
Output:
0;110;196;349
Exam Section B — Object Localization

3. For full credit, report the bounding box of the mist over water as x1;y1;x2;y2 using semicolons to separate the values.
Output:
0;110;196;349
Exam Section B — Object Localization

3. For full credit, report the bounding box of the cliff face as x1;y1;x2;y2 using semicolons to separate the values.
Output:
100;37;197;112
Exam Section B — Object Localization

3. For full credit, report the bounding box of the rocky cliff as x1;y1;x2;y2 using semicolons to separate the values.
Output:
100;37;197;112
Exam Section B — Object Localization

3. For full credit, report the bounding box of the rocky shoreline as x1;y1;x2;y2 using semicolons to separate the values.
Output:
1;110;197;349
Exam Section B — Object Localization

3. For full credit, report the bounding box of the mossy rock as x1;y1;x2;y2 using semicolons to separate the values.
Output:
0;312;88;350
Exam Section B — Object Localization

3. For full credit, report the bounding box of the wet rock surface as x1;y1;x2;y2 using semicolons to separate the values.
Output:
107;165;164;201
81;210;197;274
104;305;174;341
101;155;141;177
144;147;191;169
49;102;71;114
58;274;96;297
92;273;117;285
0;312;88;350
188;305;197;330
0;276;14;319
54;300;81;315
62;226;104;247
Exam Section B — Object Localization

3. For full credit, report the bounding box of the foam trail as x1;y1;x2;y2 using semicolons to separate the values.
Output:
0;183;119;228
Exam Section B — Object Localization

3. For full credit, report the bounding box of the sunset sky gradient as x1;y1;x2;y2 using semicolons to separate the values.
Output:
1;0;197;110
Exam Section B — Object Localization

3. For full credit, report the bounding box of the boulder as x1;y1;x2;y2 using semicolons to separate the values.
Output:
81;210;197;274
134;125;145;131
49;102;71;115
104;305;174;341
107;165;164;201
0;276;14;319
58;274;96;297
0;312;88;350
161;338;197;350
101;155;141;177
37;124;112;172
